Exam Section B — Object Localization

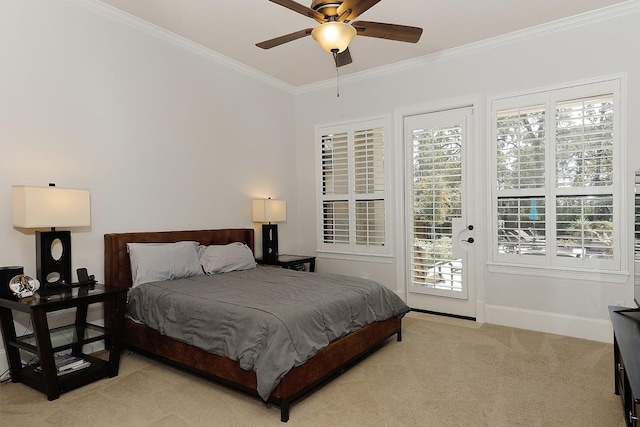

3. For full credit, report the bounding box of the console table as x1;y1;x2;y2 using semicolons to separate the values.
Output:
609;306;640;426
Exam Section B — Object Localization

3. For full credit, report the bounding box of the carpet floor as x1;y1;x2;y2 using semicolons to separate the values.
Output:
0;312;626;426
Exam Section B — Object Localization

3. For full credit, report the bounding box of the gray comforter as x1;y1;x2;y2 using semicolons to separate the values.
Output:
126;266;409;400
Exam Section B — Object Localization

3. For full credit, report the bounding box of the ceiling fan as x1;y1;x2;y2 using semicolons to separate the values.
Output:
256;0;423;68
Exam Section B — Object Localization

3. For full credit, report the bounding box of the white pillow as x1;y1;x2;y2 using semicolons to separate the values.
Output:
127;241;203;287
198;242;256;275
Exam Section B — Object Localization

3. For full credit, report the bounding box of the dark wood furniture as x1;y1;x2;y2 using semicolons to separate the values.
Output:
610;306;640;426
0;284;127;400
104;228;402;422
256;254;317;272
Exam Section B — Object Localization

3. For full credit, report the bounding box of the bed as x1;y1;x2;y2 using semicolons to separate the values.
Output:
104;228;408;422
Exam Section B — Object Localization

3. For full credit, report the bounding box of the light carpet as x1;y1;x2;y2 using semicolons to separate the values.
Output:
0;312;625;426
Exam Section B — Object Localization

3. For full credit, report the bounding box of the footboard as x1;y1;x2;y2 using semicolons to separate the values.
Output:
122;314;401;422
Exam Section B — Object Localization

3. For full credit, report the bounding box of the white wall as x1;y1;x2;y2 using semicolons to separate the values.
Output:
0;0;298;275
1;1;638;379
293;3;640;342
0;0;296;369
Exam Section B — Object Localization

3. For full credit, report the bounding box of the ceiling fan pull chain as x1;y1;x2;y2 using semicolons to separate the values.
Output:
333;50;340;98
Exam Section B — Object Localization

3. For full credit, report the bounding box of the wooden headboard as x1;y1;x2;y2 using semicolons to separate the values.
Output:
104;228;254;289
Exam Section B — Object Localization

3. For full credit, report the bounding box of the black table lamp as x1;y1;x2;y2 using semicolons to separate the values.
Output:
12;184;91;288
252;198;286;261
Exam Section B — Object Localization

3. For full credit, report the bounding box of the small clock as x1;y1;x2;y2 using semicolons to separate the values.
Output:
9;275;40;299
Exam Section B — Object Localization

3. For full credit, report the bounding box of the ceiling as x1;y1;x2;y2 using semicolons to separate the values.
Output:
95;0;629;87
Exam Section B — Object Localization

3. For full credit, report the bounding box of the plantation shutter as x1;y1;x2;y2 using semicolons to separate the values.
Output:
354;127;385;246
554;93;614;259
410;122;463;288
496;104;546;190
321;132;349;243
492;80;619;268
322;132;349;196
322;200;349;244
495;104;547;254
555;94;614;188
317;119;389;254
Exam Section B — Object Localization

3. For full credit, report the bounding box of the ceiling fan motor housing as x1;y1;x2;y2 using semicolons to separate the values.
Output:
311;1;342;17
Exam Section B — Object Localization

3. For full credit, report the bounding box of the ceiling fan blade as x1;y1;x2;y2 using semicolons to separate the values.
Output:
269;0;326;23
337;0;381;21
256;28;313;49
335;48;353;68
352;21;423;43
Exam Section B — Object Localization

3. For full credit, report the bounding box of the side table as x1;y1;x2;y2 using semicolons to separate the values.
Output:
609;306;640;426
256;254;316;272
0;284;127;400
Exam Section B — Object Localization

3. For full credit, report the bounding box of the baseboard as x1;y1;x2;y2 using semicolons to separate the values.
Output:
0;349;8;375
485;304;613;343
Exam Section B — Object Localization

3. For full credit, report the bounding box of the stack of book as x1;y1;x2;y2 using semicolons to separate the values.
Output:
34;354;91;376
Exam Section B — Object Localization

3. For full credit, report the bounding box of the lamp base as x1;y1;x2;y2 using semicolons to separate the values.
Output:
262;224;279;261
36;230;72;286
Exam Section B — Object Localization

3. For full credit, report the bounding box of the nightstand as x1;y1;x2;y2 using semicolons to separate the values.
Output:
0;284;127;400
256;254;316;272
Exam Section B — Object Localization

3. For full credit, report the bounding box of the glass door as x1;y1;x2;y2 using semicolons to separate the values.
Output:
404;107;476;318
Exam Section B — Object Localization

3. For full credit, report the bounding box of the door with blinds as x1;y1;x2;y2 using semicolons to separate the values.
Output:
404;107;476;318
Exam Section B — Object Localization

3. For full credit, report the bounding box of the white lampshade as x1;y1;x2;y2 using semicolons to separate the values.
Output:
252;199;286;223
12;185;91;228
311;22;356;53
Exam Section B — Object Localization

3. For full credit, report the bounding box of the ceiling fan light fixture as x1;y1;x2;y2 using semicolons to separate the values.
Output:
311;21;356;53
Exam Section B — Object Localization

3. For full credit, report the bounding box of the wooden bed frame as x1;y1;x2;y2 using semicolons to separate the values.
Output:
103;228;403;422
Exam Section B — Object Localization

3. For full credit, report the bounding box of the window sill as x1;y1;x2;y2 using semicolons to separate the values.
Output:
316;250;394;264
487;262;629;284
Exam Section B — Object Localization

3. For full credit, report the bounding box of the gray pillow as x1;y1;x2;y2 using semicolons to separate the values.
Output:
198;242;256;275
127;241;203;287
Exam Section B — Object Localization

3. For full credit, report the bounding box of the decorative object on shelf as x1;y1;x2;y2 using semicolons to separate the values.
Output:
0;266;24;298
8;274;40;298
12;184;91;291
252;198;286;261
34;354;92;375
75;267;96;286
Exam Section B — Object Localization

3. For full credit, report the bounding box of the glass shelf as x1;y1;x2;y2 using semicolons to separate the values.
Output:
12;323;107;355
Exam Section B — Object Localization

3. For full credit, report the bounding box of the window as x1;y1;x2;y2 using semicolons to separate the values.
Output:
491;79;622;271
317;118;389;256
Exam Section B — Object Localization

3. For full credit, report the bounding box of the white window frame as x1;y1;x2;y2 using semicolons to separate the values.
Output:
488;76;628;281
315;116;392;260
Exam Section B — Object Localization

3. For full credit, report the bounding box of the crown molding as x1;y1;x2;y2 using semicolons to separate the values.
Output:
295;0;640;94
66;0;296;93
66;0;640;95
